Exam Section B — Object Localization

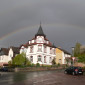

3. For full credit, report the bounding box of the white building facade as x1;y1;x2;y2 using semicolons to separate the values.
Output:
0;48;11;66
20;25;56;65
0;47;19;66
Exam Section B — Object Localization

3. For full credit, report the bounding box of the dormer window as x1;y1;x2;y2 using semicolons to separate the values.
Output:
32;40;34;43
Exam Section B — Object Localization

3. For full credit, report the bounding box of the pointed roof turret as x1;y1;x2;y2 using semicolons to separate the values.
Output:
35;23;46;37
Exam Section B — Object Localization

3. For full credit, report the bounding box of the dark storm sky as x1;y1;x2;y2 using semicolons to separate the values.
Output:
0;0;85;53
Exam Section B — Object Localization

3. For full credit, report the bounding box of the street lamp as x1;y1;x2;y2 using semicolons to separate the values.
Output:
72;47;74;56
72;47;75;66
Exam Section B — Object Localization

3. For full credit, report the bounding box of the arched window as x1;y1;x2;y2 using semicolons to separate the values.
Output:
38;55;42;62
30;56;33;62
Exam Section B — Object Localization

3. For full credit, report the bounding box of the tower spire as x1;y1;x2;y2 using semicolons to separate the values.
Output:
35;23;46;37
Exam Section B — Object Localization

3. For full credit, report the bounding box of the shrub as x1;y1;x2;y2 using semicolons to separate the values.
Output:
8;61;12;67
31;63;35;67
36;63;40;67
52;58;56;65
57;63;61;67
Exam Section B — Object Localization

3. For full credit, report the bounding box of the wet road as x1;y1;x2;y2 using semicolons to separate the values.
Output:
0;70;85;85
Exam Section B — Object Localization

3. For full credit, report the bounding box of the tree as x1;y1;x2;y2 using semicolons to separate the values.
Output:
52;58;56;65
78;53;85;63
8;61;12;67
12;53;31;66
74;42;81;57
65;57;70;65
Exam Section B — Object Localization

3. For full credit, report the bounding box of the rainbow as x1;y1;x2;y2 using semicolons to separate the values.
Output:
0;2;84;43
0;23;83;42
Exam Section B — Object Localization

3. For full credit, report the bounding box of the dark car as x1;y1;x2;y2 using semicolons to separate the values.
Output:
64;66;83;75
0;67;8;72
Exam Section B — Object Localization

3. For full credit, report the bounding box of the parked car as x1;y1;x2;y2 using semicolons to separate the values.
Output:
0;67;8;72
64;66;83;75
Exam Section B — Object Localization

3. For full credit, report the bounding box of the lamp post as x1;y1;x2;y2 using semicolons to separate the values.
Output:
72;47;75;66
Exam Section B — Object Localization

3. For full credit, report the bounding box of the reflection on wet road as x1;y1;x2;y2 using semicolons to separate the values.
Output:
0;71;55;85
0;70;85;85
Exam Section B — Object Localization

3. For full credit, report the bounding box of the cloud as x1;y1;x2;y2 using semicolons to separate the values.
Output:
0;0;85;52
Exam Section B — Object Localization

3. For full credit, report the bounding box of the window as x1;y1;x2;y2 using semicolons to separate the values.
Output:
32;40;34;43
29;41;31;44
49;57;52;63
50;48;52;54
38;55;42;62
44;46;47;53
30;46;33;53
10;54;12;58
44;56;46;63
59;59;62;64
53;48;56;54
30;56;33;62
38;45;42;52
2;56;4;60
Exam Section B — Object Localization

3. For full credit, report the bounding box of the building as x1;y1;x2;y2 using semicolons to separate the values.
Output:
20;24;56;65
0;48;9;66
0;47;19;66
55;48;71;65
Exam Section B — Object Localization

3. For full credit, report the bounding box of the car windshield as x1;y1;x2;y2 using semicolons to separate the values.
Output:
74;67;82;69
68;66;82;69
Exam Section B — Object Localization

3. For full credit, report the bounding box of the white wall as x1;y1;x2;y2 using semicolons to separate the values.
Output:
25;44;56;65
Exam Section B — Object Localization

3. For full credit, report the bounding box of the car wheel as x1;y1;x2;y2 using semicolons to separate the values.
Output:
64;71;67;74
81;73;83;75
72;72;75;75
